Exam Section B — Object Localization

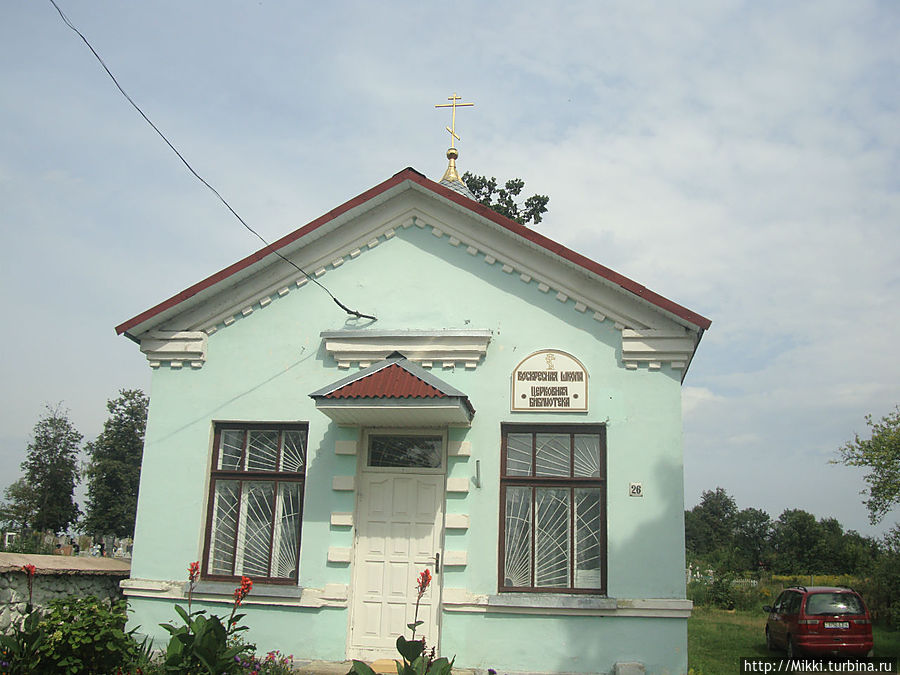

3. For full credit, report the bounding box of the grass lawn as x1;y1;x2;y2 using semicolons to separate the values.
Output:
688;607;900;673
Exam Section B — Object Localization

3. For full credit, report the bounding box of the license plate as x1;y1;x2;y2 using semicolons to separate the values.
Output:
824;621;849;629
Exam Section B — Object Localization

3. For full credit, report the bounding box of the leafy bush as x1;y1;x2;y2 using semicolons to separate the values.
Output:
157;568;256;674
708;574;736;610
0;607;46;675
690;575;772;611
160;604;252;674
859;548;900;627
35;595;143;674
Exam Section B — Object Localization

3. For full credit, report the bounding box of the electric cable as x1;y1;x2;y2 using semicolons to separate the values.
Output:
48;0;377;321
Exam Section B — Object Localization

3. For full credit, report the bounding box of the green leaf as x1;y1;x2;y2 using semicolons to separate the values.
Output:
173;603;191;624
406;620;424;630
349;659;378;675
426;657;453;675
396;635;425;662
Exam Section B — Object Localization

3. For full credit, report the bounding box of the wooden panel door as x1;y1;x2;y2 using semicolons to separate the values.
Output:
349;473;443;659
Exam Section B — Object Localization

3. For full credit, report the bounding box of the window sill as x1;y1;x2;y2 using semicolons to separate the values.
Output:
487;593;617;611
441;588;691;618
193;580;304;599
121;578;348;608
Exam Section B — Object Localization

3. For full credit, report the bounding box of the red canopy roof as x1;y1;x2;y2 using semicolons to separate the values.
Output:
322;363;449;401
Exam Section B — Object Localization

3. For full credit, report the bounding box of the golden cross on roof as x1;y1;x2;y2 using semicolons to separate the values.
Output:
435;92;474;149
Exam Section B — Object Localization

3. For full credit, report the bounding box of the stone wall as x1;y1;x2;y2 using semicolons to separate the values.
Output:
0;552;130;634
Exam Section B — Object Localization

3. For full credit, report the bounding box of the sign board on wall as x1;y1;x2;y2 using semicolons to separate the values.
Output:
511;349;588;412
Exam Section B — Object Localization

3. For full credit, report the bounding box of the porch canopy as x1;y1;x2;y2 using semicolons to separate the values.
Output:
309;352;475;427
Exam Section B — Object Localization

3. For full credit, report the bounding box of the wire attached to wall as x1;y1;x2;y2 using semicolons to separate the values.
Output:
48;0;377;322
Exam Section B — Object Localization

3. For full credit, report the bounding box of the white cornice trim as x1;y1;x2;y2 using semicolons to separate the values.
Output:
140;331;207;369
135;194;700;375
621;329;696;370
320;329;492;369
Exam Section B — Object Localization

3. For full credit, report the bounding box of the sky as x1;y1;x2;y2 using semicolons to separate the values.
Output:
1;1;898;538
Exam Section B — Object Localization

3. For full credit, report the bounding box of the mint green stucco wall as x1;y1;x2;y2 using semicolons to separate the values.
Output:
129;221;689;673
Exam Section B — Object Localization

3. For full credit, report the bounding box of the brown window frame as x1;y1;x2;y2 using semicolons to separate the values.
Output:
201;422;308;585
498;423;607;595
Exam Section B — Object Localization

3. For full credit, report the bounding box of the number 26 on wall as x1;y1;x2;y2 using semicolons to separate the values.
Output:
629;482;643;497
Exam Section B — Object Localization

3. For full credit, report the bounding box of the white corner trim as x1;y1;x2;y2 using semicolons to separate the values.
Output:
327;547;352;563
334;440;358;455
621;329;697;370
445;477;470;493
321;330;492;369
444;514;470;529
140;331;207;369
443;550;467;566
330;512;353;527
332;476;355;491
447;441;471;457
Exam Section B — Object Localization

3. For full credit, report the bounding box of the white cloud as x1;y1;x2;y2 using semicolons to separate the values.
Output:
0;1;898;537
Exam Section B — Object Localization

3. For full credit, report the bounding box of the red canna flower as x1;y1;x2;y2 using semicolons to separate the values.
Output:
186;561;201;612
233;576;253;605
21;564;36;605
416;568;432;599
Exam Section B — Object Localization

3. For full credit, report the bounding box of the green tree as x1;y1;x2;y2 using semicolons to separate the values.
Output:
733;507;772;571
685;487;738;558
772;509;822;574
836;406;900;524
817;517;847;573
83;389;149;537
462;172;549;226
21;404;82;533
841;530;880;575
0;477;40;531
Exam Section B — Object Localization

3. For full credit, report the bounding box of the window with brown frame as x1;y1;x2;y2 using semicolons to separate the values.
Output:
499;424;606;594
202;423;307;584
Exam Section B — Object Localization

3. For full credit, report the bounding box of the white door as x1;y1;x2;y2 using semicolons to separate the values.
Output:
349;472;444;659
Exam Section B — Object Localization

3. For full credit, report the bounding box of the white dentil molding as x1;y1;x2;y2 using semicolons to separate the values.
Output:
320;329;492;369
140;331;207;369
137;189;700;371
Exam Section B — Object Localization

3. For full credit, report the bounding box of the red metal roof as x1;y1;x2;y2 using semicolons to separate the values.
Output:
323;363;448;400
116;167;711;336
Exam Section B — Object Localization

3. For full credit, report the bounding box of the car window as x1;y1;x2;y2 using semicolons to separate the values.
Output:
785;592;802;615
773;591;787;613
805;593;865;616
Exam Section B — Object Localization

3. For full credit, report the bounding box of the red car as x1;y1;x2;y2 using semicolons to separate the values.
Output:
764;586;874;658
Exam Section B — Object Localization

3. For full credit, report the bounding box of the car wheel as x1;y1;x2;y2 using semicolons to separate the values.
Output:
787;636;799;659
765;627;775;652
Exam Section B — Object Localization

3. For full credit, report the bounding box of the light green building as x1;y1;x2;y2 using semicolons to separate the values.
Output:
117;161;710;674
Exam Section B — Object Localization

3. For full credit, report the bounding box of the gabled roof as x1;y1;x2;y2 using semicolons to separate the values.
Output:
310;352;475;427
116;167;710;339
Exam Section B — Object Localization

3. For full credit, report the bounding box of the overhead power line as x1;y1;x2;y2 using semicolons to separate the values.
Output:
48;0;377;322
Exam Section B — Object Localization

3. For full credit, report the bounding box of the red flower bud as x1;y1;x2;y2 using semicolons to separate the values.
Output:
416;568;432;598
